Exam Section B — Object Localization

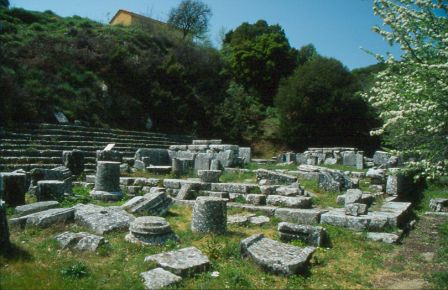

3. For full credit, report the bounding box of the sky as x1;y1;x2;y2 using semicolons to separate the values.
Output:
9;0;402;70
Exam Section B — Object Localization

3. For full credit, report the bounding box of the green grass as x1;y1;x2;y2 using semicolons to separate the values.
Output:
415;182;448;214
1;203;402;290
219;171;256;183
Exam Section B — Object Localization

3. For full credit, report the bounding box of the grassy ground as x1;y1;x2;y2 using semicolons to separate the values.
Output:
1;204;399;289
2;173;447;289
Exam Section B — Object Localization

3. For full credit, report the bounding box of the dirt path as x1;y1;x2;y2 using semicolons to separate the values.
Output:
372;214;448;289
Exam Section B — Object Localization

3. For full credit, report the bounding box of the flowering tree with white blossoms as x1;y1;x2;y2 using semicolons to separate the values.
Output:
365;0;448;179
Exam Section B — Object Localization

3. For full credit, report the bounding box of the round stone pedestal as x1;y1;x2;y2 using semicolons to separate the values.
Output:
125;216;178;245
91;161;122;201
191;197;227;233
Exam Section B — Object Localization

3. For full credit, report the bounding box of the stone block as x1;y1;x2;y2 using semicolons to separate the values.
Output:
11;208;75;228
366;232;401;244
429;198;448;212
246;194;266;205
238;147;251;164
211;183;258;194
96;149;122;162
15;201;59;216
135;148;170;166
249;215;270;225
240;234;315;275
256;169;297;185
266;195;312;208
55;231;105;252
194;153;212;171
191;197;227;234
125;216;178;245
192;139;222;145
144;247;210;277
278;222;327;247
62;149;84;176
274;208;325;225
140;268;182;290
74;204;134;235
197;170;221;183
172;158;194;176
345;203;368;216
342;151;357;167
122;192;172;216
36;180;65;201
91;161;122;201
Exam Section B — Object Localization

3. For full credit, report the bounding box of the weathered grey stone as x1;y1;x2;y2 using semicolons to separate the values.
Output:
197;170;221;183
367;168;386;185
240;234;315;275
345;203;368;216
133;160;146;171
0;200;10;252
260;185;281;195
356;152;364;170
342;151;357;167
62;150;84;176
36;180;65;201
210;159;222;170
96;149;123;162
324;158;338;165
15;201;59;216
133;178;159;187
345;189;363;205
192;139;222;145
0;172;27;206
227;203;277;216
239;147;252;164
11;208;75;228
278;222;327;247
337;193;374;206
320;208;400;231
176;183;196;200
122;192;172;216
140;268;182;290
194;153;212;171
379;201;412;228
266;195;312;208
227;213;256;225
91;161;122;201
169;145;188;151
55;231;105;252
135;149;170;166
191;197;227;233
144;247;210;277
172;158;194;176
204;191;229;199
276;186;303;196
249;215;270;225
216;150;239;168
74;204;134;235
211;183;258;194
246;194;266;205
274;208;325;225
386;168;413;197
146;166;172;174
126;216;178;245
373;151;398;167
256;169;297;185
429;198;448;212
318;169;353;192
366;232;400;244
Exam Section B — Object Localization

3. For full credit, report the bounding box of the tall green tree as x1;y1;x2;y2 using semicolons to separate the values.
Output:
222;20;298;105
275;56;380;151
0;0;9;9
167;0;212;40
364;0;448;179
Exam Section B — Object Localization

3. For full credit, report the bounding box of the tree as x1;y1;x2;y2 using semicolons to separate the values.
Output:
213;82;265;144
0;0;9;9
275;56;380;151
167;0;211;40
222;20;298;105
364;0;448;179
296;44;318;66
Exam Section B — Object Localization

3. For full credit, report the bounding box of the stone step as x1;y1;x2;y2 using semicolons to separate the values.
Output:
1;133;183;145
0;149;133;158
0;142;171;151
8;123;192;142
0;156;97;164
0;163;63;171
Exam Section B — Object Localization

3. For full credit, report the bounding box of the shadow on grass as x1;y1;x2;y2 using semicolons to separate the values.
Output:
0;243;33;262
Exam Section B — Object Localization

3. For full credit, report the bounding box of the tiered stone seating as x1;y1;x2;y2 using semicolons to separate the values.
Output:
0;123;192;172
